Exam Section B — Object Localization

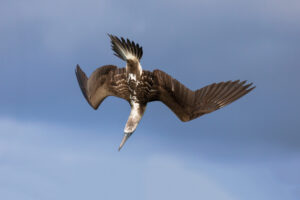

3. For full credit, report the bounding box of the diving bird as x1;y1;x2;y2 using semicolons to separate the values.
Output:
75;34;255;151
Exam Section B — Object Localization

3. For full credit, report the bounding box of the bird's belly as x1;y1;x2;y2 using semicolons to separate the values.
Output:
128;81;152;104
110;71;155;103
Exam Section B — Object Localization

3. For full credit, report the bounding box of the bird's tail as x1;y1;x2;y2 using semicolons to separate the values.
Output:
108;34;143;61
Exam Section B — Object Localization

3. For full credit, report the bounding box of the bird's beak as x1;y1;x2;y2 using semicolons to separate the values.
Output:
118;133;132;151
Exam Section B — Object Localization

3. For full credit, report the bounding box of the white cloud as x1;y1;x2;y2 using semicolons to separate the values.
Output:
145;154;234;200
0;117;299;200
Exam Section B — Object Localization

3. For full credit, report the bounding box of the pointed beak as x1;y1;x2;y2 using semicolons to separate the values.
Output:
118;133;131;151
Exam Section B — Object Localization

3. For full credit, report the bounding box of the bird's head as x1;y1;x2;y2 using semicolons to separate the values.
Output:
118;131;134;151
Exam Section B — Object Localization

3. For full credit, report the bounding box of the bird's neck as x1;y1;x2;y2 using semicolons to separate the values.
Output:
124;102;146;134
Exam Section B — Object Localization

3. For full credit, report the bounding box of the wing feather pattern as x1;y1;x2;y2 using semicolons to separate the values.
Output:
152;70;255;122
75;64;119;109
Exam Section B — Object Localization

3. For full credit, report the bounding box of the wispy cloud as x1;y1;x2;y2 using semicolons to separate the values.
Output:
145;155;234;200
0;117;299;200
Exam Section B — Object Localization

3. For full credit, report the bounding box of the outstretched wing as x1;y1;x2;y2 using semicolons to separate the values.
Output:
151;70;255;122
75;64;121;109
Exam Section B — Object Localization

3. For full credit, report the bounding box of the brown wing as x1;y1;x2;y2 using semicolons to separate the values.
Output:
75;64;128;109
151;69;255;122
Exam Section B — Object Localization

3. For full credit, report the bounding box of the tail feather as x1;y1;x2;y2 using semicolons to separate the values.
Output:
108;34;143;61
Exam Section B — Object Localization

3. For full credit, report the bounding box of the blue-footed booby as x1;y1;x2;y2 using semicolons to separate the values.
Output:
75;34;255;151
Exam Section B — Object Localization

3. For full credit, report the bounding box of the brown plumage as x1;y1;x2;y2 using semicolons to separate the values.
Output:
150;71;254;121
75;34;255;150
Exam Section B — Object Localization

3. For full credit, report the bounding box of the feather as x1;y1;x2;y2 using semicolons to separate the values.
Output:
151;70;255;122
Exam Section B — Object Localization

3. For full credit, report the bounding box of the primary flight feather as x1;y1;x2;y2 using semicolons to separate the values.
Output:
75;34;255;150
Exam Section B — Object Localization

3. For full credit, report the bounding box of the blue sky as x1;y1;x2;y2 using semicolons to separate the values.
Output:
1;0;300;199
